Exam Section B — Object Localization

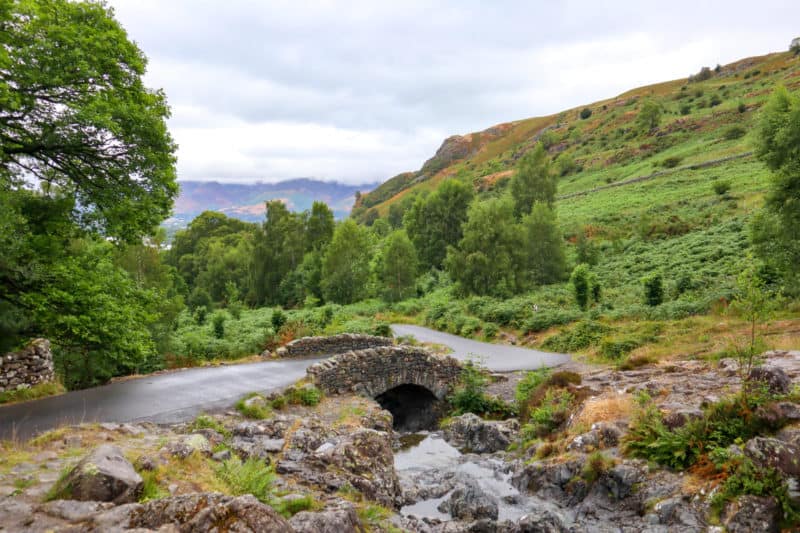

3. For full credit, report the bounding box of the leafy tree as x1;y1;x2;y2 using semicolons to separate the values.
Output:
642;273;664;306
305;201;334;252
380;231;418;302
387;203;405;228
0;0;177;243
521;202;566;285
321;220;372;304
405;180;474;269
575;231;598;266
636;99;663;132
252;201;305;305
212;313;226;339
570;264;590;310
751;86;800;292
445;197;526;297
510;144;557;217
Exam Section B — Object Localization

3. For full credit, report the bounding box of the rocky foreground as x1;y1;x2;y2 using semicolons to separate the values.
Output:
1;350;800;532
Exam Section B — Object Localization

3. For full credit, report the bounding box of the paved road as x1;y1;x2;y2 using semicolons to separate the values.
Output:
0;358;320;440
391;324;570;372
0;325;569;440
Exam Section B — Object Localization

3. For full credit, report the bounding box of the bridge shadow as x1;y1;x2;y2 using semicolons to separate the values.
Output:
375;384;446;432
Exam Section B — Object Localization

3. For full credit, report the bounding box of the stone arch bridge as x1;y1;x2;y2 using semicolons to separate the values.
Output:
306;345;463;430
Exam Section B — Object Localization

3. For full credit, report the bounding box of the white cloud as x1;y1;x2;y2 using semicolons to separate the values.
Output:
107;0;800;184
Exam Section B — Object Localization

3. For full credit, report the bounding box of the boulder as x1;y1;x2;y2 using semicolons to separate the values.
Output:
744;437;800;477
662;408;704;429
168;433;212;459
508;508;570;532
722;495;780;533
749;365;792;395
289;499;362;533
51;444;142;504
92;492;293;532
437;481;499;521
755;401;800;427
442;413;518;454
231;435;284;460
600;464;643;501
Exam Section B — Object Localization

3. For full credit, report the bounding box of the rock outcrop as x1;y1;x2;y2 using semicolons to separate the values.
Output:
50;444;143;504
442;413;518;454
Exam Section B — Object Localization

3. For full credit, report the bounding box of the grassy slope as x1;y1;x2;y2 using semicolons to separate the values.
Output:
352;50;800;364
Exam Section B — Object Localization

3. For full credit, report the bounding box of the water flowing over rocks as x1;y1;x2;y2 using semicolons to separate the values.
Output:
0;338;55;392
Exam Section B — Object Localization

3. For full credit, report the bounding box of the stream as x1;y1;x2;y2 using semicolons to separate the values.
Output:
394;431;536;523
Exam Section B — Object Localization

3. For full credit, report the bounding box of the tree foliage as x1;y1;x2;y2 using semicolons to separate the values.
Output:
321;220;372;304
510;144;557;217
521;202;566;285
380;230;418;302
404;180;474;269
636;99;663;132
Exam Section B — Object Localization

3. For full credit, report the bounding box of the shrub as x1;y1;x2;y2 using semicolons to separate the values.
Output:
737;101;747;113
287;384;323;406
190;414;229;437
212;313;226;339
482;322;499;339
542;320;609;352
709;95;722;107
216;457;275;503
521;388;574;439
515;369;551;407
275;495;315;518
570;264;591;310
579;107;592;119
713;180;731;196
723;125;746;140
522;308;582;333
680;104;692;115
270;394;287;410
372;322;391;337
450;360;491;416
599;337;642;359
193;305;208;325
582;451;614;483
235;393;272;419
662;156;682;168
271;309;287;331
642;273;664;306
517;370;581;423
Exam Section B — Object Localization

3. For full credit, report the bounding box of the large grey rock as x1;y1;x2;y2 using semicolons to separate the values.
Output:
507;509;569;532
52;444;142;504
289;499;362;533
437;481;499;520
442;413;518;454
601;464;643;501
92;492;293;532
744;437;800;477
722;495;780;533
749;365;792;395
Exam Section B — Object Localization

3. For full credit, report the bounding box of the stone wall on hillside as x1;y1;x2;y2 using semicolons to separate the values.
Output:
272;333;393;358
307;345;462;400
0;339;55;392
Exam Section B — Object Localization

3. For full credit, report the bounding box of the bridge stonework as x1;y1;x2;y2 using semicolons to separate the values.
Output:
306;345;462;400
271;333;393;358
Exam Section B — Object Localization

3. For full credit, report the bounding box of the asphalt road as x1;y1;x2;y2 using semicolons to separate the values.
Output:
391;324;570;371
0;325;569;440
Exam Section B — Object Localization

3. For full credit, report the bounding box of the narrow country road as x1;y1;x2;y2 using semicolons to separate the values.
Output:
391;324;570;371
0;325;569;440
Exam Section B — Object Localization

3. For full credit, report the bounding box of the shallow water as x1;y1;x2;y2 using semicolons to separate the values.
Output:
395;432;530;522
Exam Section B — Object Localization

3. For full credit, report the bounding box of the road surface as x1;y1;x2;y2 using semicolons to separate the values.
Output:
391;324;570;371
0;325;569;440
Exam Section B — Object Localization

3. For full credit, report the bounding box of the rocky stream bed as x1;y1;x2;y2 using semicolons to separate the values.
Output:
1;350;800;532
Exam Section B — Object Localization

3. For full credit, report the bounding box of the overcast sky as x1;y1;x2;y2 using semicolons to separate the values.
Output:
108;1;799;185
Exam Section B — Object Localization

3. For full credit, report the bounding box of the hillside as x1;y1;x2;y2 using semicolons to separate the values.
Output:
354;50;800;238
165;178;378;232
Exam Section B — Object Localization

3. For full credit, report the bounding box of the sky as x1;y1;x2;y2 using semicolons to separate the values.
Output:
108;1;800;186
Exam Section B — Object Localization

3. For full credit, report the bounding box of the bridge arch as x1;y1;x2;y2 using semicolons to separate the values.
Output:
306;346;462;430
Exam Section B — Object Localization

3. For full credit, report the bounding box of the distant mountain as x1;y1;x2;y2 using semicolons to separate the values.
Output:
165;178;378;232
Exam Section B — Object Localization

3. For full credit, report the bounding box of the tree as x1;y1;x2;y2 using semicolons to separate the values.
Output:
321;220;372;304
636;99;663;132
510;144;557;217
570;264;590;310
404;180;474;270
305;201;334;252
252;201;305;305
521;202;566;285
642;273;664;306
387;203;405;228
444;197;526;297
751;86;800;292
575;230;598;266
0;0;177;243
380;231;418;302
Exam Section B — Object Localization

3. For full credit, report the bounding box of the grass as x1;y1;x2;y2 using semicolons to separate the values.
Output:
0;381;65;405
572;394;634;429
235;393;273;419
189;414;230;437
215;457;276;503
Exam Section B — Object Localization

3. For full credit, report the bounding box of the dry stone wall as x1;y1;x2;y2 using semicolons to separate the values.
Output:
0;339;55;392
307;345;462;400
272;333;393;358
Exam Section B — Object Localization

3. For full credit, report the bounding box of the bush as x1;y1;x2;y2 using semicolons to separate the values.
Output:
738;101;747;113
235;393;272;419
482;322;499;339
713;180;732;196
189;414;229;437
287;384;323;406
710;458;799;524
709;95;722;107
516;370;581;424
599;337;642;359
271;309;287;331
580;107;592;119
570;264;591;310
193;305;208;325
521;388;574;439
450;360;492;416
642;273;664;306
723;125;746;140
680;104;692;115
372;322;391;337
515;369;550;407
661;156;683;169
582;451;614;483
542;320;609;352
212;313;226;339
522;308;582;333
